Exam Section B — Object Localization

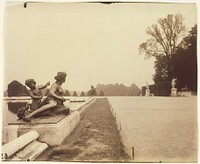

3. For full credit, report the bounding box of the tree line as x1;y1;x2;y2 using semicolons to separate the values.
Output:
6;81;141;97
64;83;141;96
96;83;141;96
139;14;197;91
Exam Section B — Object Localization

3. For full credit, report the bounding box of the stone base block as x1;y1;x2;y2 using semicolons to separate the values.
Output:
4;111;80;146
171;88;177;97
181;91;192;97
145;89;150;96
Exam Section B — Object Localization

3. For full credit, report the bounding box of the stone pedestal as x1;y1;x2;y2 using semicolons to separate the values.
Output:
181;91;192;97
4;112;80;146
171;88;177;97
145;89;150;96
3;97;97;146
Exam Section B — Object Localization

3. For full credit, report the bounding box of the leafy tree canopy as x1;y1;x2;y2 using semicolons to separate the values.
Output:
139;14;187;83
139;14;186;59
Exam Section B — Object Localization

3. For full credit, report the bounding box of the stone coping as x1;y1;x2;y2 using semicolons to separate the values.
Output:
8;114;66;125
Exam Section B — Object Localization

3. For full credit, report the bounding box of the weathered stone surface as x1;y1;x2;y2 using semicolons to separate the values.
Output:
2;131;39;159
12;140;48;161
6;112;80;146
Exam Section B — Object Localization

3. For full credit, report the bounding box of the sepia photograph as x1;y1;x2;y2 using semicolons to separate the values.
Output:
0;0;198;163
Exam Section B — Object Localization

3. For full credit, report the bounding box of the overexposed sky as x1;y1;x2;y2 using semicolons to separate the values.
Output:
3;2;197;91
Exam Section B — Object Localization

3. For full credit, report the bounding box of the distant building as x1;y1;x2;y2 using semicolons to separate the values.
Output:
7;80;28;97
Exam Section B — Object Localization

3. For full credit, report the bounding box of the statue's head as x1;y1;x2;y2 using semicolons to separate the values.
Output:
25;79;36;88
55;72;67;82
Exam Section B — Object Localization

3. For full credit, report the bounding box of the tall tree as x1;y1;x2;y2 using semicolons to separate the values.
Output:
173;24;197;91
87;86;98;96
64;90;70;96
80;91;85;96
99;90;105;96
139;14;186;82
73;91;77;96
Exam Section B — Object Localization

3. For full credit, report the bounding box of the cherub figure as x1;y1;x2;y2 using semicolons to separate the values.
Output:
25;79;50;111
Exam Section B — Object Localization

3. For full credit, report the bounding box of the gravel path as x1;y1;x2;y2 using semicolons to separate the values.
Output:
36;98;128;162
108;96;197;163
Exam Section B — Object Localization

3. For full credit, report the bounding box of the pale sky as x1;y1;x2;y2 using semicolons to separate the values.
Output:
3;2;197;92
